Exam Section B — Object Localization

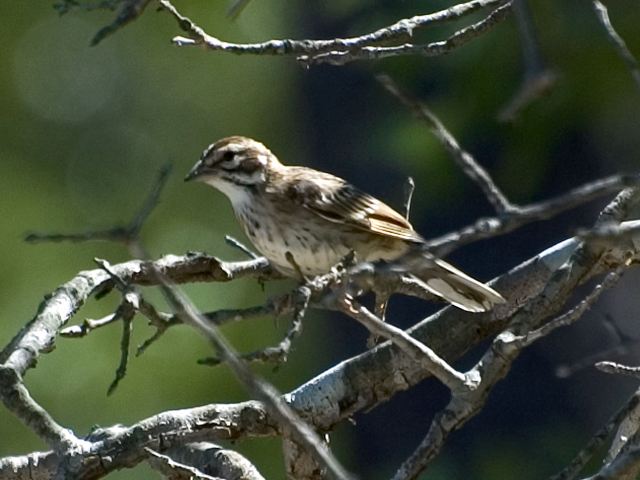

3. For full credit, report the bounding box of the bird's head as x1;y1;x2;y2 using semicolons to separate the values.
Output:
185;136;281;200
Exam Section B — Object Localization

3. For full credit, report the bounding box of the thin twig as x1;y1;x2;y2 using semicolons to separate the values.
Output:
521;268;625;346
341;296;472;392
59;313;121;338
145;448;222;480
592;0;640;91
426;173;640;256
200;288;309;367
227;0;252;19
597;362;640;379
91;0;151;45
555;344;631;379
378;74;513;214
135;300;275;357
25;228;131;244
134;300;176;356
94;258;139;394
108;314;133;395
549;390;640;480
128;163;172;236
403;177;415;221
25;164;172;246
498;0;557;121
578;222;640;248
225;235;259;259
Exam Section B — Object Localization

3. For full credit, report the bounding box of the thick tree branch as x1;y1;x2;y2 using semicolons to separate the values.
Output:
392;261;626;480
146;443;266;480
2;216;639;477
5;157;640;479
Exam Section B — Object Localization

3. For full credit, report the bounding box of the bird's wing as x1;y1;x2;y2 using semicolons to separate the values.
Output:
280;168;423;243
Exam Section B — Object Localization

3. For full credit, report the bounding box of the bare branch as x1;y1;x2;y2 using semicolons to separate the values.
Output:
378;74;513;214
0;252;277;376
107;309;133;395
147;443;266;480
427;173;640;256
498;69;557;122
556;343;632;379
341;297;472;392
0;400;276;479
146;448;222;480
134;300;177;355
0;366;89;452
91;0;151;45
592;1;640;91
225;235;260;260
25;164;171;247
392;264;623;480
597;362;640;379
60;312;122;338
2;217;638;478
550;390;640;480
520;268;625;345
159;0;511;65
92;257;154;394
391;188;637;480
498;0;557;121
582;442;640;480
138;244;353;480
199;287;309;366
607;402;640;467
579;222;640;251
303;3;513;66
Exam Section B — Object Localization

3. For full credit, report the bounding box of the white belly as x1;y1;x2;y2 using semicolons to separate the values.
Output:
232;203;353;276
230;191;407;277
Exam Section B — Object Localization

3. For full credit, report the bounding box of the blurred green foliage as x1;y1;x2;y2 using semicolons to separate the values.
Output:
1;0;639;478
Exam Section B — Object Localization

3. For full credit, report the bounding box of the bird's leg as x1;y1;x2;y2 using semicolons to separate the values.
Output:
367;291;391;348
367;178;413;348
285;251;310;283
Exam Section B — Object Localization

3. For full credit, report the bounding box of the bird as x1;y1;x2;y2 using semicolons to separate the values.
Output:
185;136;505;312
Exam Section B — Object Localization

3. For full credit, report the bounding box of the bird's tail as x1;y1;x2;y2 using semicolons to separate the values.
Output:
401;253;505;313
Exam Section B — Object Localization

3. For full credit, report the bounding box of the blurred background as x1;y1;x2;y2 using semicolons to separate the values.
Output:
1;0;640;478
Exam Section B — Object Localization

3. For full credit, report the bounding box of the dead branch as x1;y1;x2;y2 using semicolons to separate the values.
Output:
158;0;512;66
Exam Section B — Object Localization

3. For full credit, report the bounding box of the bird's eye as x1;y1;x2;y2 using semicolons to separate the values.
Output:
221;151;235;163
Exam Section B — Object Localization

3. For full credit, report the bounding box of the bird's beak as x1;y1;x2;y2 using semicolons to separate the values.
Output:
184;161;203;182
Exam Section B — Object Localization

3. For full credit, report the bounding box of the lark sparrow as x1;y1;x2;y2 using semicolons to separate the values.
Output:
185;136;504;312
